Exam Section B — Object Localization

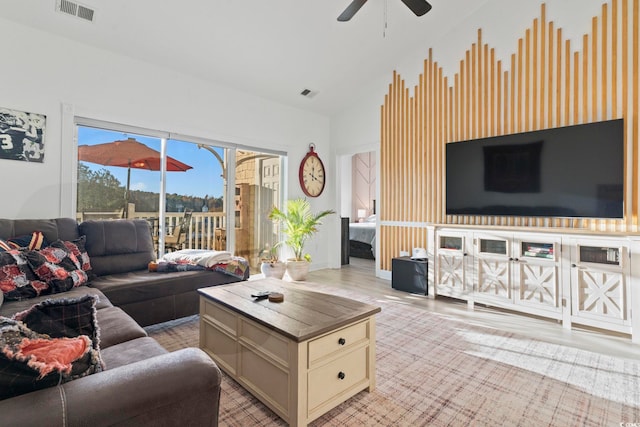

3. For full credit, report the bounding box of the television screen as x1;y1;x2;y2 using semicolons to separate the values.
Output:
445;119;624;218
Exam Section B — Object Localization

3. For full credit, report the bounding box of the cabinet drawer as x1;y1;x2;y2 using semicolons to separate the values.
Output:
201;320;237;374
239;344;290;415
308;321;369;365
307;346;369;411
239;318;290;367
200;299;237;335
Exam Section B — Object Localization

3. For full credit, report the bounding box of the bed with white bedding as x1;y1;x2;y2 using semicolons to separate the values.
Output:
349;215;376;259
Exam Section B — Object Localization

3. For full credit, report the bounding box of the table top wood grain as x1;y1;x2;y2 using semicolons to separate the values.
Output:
198;278;381;342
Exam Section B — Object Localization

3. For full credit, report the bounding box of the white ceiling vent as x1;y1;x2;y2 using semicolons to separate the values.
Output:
56;0;95;23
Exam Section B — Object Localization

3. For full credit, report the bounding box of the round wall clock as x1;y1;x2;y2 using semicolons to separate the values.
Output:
299;143;326;197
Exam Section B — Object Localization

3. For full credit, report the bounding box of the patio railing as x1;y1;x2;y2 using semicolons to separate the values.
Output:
77;209;227;251
130;211;227;251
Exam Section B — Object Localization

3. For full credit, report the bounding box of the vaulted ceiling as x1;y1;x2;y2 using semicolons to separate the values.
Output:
0;0;486;116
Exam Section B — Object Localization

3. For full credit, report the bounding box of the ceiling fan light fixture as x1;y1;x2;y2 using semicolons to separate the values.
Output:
337;0;432;21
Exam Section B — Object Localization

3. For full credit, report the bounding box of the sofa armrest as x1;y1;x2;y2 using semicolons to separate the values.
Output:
0;348;222;427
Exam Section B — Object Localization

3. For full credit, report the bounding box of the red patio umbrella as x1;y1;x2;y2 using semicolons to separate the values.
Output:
78;137;193;209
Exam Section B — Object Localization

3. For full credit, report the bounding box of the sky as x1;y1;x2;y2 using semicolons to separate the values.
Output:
77;127;225;198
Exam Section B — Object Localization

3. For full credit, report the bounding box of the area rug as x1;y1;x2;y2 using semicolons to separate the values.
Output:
145;283;640;426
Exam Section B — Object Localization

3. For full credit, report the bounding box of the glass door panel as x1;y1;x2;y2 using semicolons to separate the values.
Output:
76;127;161;223
165;139;226;252
233;149;283;273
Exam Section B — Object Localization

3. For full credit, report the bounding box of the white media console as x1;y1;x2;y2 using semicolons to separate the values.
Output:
427;225;640;343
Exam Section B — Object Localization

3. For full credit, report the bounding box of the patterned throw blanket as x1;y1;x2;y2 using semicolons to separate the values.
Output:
150;255;249;280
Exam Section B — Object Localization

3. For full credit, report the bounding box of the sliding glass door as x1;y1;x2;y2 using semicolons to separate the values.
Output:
233;149;283;269
76;124;283;274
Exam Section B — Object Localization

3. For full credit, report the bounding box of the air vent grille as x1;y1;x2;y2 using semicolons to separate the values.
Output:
300;88;318;98
56;0;95;22
77;5;95;21
58;0;77;16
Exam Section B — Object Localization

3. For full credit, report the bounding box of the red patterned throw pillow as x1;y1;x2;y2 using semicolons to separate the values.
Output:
24;243;88;295
0;251;49;301
61;236;92;273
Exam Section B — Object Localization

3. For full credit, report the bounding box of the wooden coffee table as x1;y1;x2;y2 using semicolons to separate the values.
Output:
198;278;381;427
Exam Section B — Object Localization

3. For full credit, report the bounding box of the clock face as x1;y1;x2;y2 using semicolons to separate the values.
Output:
300;154;326;197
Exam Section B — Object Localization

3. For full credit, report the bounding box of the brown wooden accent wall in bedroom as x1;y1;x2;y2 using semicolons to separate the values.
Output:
379;0;639;271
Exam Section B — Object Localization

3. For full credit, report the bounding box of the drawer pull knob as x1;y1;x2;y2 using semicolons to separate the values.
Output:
338;338;346;345
338;371;346;380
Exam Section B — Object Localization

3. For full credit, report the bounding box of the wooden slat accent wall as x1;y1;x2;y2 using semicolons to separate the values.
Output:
379;0;640;271
379;225;428;265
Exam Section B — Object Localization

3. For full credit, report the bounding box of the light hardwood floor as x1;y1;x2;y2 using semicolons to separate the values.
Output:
302;257;640;360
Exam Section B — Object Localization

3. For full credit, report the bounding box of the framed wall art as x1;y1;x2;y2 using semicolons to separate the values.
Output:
0;107;46;163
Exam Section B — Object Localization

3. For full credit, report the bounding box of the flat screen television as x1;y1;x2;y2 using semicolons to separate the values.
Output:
445;119;624;218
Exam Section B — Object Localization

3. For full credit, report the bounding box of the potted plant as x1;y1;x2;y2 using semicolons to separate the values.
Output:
258;244;286;279
268;198;335;281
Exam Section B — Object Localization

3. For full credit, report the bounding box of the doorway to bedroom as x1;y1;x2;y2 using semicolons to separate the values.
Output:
339;148;377;272
350;151;376;260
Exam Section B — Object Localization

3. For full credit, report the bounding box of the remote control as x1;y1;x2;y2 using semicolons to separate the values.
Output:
251;291;271;300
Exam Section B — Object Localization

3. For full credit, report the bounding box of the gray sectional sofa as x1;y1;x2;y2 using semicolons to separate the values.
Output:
0;217;248;425
1;218;248;327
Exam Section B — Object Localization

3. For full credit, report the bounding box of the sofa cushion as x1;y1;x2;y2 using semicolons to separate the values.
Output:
79;220;154;276
0;218;80;245
0;250;49;301
0;287;112;319
95;306;147;349
89;269;241;306
100;337;167;370
24;244;88;295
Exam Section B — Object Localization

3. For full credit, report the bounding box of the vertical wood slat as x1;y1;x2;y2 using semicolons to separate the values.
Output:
593;17;599;122
533;19;539;131
541;6;547;129
379;0;638;269
633;0;639;226
549;21;555;130
603;5;608;119
583;34;589;123
613;0;619;119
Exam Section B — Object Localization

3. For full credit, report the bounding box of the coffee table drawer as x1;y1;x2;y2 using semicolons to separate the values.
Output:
201;299;237;335
239;318;290;367
201;319;238;374
307;346;368;411
308;320;369;365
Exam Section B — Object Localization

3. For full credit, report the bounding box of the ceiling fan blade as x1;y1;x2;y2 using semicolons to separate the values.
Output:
337;0;368;22
400;0;432;16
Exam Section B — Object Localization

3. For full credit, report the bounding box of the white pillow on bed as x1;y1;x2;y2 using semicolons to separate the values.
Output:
161;249;232;268
365;214;377;223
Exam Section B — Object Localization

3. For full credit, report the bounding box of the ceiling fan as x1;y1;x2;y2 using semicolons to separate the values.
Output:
338;0;432;22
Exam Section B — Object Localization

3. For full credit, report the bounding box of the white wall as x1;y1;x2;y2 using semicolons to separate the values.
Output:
0;18;334;269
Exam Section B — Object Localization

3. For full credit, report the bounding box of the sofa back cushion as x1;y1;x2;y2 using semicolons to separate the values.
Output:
79;220;154;276
0;218;80;243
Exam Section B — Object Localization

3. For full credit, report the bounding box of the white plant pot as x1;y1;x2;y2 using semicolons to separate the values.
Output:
286;260;310;281
260;261;286;279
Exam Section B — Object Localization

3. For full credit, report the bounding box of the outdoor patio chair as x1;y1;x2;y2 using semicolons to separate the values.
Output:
164;209;193;252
